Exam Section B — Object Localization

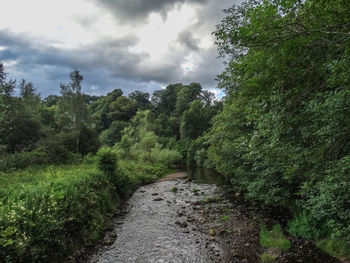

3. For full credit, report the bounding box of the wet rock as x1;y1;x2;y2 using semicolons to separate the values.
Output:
175;221;188;228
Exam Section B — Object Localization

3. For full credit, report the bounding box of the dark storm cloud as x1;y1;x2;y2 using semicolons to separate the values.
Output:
0;0;242;97
177;30;200;51
92;0;208;22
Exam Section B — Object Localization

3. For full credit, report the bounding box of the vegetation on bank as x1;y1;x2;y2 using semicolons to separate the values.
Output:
0;155;171;262
209;0;350;258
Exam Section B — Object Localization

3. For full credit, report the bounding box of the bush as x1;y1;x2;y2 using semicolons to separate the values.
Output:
97;147;118;176
317;238;350;259
150;146;182;167
0;148;50;172
288;211;324;239
0;164;118;262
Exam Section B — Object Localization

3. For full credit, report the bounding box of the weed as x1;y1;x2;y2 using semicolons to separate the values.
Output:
170;186;178;193
261;253;276;262
317;238;350;259
260;224;291;251
220;214;230;222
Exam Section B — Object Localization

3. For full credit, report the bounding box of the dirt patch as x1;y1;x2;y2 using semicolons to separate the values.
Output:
157;171;187;181
190;190;340;263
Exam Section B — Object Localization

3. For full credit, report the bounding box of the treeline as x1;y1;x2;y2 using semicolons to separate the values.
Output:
0;63;221;171
209;0;350;252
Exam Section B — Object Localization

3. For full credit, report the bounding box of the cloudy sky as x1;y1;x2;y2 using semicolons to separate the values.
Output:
0;0;241;98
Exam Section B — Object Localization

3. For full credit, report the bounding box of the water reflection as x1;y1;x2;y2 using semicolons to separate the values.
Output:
186;167;225;185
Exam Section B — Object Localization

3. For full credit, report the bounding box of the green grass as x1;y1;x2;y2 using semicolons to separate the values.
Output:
220;214;230;222
170;186;178;192
201;196;222;203
261;253;276;262
0;158;170;262
260;224;291;251
317;238;350;259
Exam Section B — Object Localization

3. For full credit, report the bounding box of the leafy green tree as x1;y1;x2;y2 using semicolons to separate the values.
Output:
210;0;350;239
56;69;92;153
42;95;60;107
175;83;202;117
129;90;151;110
180;100;207;139
108;96;136;122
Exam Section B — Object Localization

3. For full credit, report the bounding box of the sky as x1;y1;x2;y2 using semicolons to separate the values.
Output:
0;0;241;98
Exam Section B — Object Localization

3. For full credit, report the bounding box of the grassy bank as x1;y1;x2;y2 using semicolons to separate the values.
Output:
0;155;170;262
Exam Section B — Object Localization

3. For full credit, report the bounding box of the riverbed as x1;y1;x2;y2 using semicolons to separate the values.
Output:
89;172;228;262
88;170;338;263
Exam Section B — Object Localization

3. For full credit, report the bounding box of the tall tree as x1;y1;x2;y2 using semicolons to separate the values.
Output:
56;69;90;153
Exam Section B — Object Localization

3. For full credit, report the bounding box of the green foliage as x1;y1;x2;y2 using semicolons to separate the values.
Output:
220;214;230;222
97;147;118;176
170;186;178;193
260;224;291;251
317;238;350;259
0;156;170;262
209;0;350;240
288;211;325;240
261;253;276;263
0;148;50;172
0;164;118;262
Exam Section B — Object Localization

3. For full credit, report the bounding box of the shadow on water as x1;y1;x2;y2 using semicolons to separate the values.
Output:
186;166;225;186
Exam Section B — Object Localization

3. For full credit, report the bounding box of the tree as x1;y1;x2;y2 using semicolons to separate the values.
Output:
42;95;60;107
129;90;150;110
180;100;207;139
108;96;136;122
56;69;91;153
210;0;350;239
175;83;202;117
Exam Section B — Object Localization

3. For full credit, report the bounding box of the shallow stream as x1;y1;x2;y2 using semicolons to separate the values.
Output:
89;171;225;263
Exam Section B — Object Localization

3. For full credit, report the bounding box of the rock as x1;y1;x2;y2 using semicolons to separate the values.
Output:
175;221;188;228
187;217;194;222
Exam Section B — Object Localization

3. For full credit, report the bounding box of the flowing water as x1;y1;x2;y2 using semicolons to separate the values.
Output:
89;171;226;263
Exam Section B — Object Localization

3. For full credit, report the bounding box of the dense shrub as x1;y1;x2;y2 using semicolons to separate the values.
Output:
209;0;350;243
0;164;118;262
0;157;170;262
0;148;50;172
